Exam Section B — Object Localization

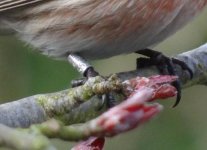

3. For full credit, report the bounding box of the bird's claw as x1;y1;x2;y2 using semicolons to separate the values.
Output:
136;49;193;107
71;78;87;88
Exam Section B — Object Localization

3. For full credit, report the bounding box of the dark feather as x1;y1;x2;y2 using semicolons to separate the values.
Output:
0;0;46;12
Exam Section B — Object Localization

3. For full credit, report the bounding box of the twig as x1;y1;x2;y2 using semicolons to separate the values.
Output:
0;123;56;150
0;43;207;150
0;43;207;127
0;75;177;150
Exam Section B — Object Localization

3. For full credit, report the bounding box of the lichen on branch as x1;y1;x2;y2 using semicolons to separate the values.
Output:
0;75;177;150
1;43;207;150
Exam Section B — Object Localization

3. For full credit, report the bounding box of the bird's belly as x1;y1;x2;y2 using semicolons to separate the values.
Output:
5;0;207;60
79;0;207;60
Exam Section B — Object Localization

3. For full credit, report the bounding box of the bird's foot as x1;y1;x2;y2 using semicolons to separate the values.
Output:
71;67;116;109
71;67;99;88
69;54;116;109
136;49;193;107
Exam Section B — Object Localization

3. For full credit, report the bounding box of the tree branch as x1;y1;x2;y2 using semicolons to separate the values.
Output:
0;43;207;150
0;75;178;150
0;123;56;150
0;43;207;128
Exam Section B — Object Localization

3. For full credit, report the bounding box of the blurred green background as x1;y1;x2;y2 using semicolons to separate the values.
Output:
0;8;207;150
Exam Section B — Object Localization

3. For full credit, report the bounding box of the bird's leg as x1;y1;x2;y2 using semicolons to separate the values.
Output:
68;54;98;87
68;54;98;77
68;54;115;108
136;49;193;107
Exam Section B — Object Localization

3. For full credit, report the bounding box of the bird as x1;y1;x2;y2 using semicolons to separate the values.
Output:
0;0;207;106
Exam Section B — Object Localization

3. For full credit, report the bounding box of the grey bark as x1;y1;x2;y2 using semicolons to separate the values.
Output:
1;43;207;128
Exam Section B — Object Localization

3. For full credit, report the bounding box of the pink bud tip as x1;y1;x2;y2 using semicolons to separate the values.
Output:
72;137;105;150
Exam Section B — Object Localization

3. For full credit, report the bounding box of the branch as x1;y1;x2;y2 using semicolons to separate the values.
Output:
0;43;207;128
0;123;56;150
0;43;207;150
0;75;177;150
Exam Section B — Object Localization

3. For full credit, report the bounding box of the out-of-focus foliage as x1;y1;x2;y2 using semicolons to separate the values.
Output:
0;8;207;150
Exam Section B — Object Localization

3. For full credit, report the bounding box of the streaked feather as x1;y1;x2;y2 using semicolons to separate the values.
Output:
0;0;46;12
